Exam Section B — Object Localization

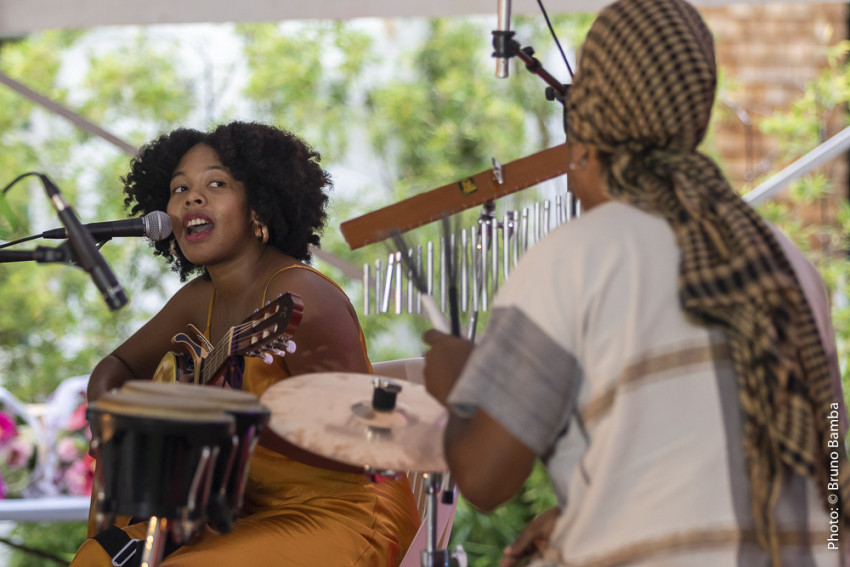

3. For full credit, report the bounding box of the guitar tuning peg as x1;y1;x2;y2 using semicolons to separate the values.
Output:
260;352;274;365
285;340;296;354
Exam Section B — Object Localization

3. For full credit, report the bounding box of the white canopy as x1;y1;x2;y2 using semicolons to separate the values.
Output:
0;0;842;35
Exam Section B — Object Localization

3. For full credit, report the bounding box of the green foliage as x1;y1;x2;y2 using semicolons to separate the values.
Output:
238;22;376;161
0;28;189;401
451;463;558;566
5;521;86;566
756;40;850;390
363;17;564;199
78;32;196;135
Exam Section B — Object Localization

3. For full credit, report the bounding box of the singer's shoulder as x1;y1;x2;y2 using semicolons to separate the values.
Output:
142;276;214;345
265;263;351;310
164;275;214;313
177;274;215;293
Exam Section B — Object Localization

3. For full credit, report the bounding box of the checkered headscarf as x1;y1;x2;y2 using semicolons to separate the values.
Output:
566;0;849;561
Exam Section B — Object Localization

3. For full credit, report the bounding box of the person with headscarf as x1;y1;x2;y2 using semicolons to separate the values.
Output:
422;0;849;565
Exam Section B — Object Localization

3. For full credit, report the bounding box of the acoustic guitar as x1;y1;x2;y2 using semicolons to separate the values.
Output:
152;292;303;386
87;292;304;538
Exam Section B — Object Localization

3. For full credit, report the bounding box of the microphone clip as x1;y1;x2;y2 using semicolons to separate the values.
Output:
491;29;516;60
490;33;569;106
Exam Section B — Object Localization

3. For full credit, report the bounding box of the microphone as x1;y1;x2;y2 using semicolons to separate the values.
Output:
494;0;513;78
40;175;128;311
41;211;172;242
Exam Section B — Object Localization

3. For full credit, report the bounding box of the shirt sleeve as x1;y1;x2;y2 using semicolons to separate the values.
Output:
448;302;583;456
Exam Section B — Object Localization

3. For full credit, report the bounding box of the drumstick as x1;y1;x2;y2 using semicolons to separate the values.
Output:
390;228;460;508
441;216;461;337
387;229;451;334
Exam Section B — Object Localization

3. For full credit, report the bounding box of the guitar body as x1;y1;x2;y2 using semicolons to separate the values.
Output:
151;351;194;384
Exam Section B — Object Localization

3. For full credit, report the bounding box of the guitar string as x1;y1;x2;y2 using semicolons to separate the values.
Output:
201;300;291;384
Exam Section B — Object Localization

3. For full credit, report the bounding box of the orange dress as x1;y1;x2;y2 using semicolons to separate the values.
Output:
71;266;420;566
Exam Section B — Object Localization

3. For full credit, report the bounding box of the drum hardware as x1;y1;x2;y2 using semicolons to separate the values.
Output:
420;471;464;567
336;36;570;566
88;391;235;567
89;385;269;567
119;381;271;534
172;443;217;544
142;516;170;567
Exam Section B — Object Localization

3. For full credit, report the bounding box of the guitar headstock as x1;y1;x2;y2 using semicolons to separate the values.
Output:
232;292;304;360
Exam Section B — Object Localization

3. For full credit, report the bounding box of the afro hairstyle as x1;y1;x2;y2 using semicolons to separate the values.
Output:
122;121;332;282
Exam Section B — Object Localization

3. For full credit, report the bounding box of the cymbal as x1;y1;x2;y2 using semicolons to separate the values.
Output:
260;372;447;473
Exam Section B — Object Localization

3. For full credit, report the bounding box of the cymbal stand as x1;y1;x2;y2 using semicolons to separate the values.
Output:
420;471;462;567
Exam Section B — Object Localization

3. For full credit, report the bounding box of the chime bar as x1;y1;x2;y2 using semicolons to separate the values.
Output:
360;185;582;321
340;144;570;250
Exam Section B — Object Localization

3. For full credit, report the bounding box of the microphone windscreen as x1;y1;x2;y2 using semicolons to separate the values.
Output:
146;211;172;241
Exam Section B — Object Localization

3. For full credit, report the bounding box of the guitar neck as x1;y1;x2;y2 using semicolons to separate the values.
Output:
200;328;236;385
177;292;301;386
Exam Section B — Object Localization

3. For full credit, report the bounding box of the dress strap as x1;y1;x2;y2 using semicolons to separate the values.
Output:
204;265;329;335
203;288;216;338
261;264;347;305
262;264;373;373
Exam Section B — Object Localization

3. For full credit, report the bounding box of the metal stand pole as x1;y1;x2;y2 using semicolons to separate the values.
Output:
420;472;454;567
140;516;168;567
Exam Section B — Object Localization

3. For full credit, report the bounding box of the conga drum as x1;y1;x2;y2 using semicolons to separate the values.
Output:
87;390;235;545
120;381;271;532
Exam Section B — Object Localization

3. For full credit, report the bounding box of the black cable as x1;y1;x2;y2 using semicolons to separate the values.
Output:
1;171;42;195
0;172;42;248
537;0;574;78
0;233;40;249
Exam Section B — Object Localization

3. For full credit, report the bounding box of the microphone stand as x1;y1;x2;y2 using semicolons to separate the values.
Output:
492;32;570;104
0;242;75;264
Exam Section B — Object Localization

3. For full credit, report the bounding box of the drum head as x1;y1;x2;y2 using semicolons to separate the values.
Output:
93;390;233;423
88;389;236;524
121;381;267;413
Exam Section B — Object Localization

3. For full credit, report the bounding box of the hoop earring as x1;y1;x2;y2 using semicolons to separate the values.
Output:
568;158;588;171
254;223;269;244
169;239;181;258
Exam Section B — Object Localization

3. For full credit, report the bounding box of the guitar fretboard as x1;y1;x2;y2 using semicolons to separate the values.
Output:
201;327;237;384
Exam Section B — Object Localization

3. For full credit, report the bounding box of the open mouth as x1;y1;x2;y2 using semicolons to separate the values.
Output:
185;217;213;236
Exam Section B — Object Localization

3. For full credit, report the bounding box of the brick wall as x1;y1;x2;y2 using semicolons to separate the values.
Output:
699;2;847;226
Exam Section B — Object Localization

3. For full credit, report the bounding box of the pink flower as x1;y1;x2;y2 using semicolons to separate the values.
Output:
63;456;93;496
4;438;33;470
66;403;88;431
56;436;81;463
0;413;18;445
